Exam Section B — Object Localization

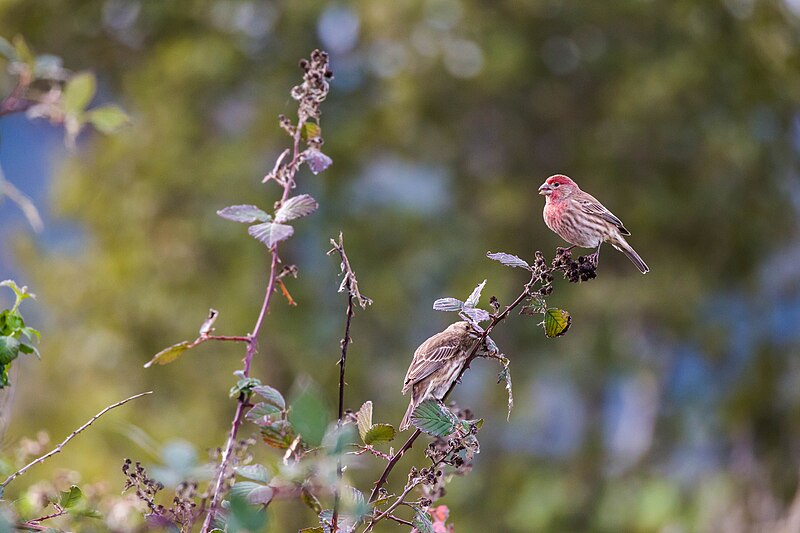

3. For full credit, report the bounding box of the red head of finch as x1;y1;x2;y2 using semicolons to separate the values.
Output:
399;321;482;431
538;174;649;274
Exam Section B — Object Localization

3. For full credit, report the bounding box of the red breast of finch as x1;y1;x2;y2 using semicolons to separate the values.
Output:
538;174;649;274
399;321;483;431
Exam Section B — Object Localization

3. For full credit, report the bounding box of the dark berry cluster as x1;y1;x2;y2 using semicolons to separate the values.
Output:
552;247;597;283
292;50;331;122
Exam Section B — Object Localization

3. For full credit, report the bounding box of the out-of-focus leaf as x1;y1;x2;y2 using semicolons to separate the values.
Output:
226;492;267;532
217;205;270;224
245;402;281;426
252;385;286;410
248;222;294;247
301;486;322;514
261;420;296;449
299;528;324;533
236;464;271;484
0;336;20;365
432;298;463;312
11;35;33;66
33;54;65;80
86;105;129;133
275;194;318;222
143;341;191;368
486;251;532;270
410;400;459;437
319;509;357;533
412;506;434;533
229;377;262;398
464;280;487;308
288;385;329;447
363;424;395;444
63;72;96;114
543;308;571;338
323;424;357;456
0;36;17;61
300;122;321;140
59;486;84;509
242;484;273;506
356;401;373;441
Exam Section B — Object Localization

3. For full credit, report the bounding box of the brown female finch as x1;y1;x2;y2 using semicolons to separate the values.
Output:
399;321;484;431
538;174;649;274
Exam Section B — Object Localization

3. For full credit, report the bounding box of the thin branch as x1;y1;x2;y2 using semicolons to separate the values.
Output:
368;270;538;502
327;232;369;532
1;392;152;489
200;50;332;532
365;476;421;532
0;73;33;117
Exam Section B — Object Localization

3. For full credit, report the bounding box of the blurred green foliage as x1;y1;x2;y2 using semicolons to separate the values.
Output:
2;0;800;531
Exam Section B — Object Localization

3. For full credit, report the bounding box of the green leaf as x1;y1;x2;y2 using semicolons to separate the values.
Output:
230;481;273;506
356;401;373;442
11;35;33;66
19;340;40;359
288;384;328;447
86;105;129;133
143;341;191;368
260;420;296;449
217;205;271;224
252;385;286;410
486;251;532;270
226;491;267;532
0;336;20;365
412;507;434;533
63;72;96;114
410;400;459;437
245;402;281;426
299;528;324;533
59;485;84;509
20;326;40;341
248;222;294;248
236;464;270;484
543;308;571;338
0;36;17;61
301;486;323;514
274;194;318;223
300;122;321;141
229;377;262;398
363;424;395;445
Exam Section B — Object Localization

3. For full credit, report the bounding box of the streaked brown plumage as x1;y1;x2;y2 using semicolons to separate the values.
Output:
399;321;481;431
538;174;649;274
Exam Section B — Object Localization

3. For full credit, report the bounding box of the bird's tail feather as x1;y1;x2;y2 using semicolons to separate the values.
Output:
611;237;649;274
399;400;416;432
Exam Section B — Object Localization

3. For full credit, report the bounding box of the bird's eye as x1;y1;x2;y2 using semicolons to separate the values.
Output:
553;182;560;187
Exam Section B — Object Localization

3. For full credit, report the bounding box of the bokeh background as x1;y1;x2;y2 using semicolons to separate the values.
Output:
2;0;800;531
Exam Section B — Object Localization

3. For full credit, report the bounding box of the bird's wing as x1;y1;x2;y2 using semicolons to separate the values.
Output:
402;337;461;394
576;195;630;235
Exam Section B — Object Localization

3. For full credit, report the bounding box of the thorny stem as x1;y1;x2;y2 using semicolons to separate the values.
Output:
200;49;325;527
332;287;354;531
368;270;538;502
0;392;152;489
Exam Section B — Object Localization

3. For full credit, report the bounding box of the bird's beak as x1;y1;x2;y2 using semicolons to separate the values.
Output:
538;182;553;196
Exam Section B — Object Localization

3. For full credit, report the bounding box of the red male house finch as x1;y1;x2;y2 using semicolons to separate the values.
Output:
399;321;483;431
538;174;649;274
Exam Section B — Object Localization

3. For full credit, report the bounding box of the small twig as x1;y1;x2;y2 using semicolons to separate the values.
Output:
1;392;152;489
365;476;421;532
328;233;368;532
0;73;33;117
384;514;414;527
369;270;538;502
